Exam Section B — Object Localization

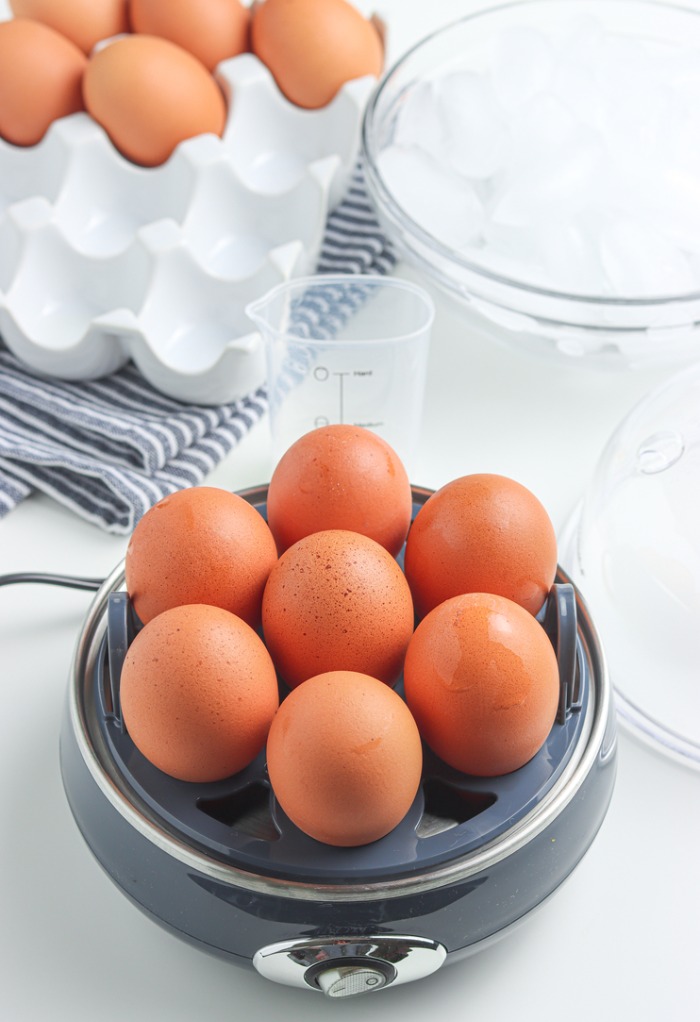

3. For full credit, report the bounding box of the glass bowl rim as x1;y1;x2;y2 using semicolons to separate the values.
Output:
362;0;700;308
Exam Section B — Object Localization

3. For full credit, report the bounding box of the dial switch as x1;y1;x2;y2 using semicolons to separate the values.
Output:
253;935;447;995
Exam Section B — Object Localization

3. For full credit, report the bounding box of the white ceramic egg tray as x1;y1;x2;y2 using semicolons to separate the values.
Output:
0;54;375;404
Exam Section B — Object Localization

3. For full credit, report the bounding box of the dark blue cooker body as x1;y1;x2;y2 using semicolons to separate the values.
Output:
60;690;615;972
59;486;616;993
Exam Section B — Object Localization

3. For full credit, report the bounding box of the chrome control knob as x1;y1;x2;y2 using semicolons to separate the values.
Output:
253;935;446;995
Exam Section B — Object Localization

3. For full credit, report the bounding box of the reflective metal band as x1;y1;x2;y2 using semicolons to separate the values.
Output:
68;561;612;904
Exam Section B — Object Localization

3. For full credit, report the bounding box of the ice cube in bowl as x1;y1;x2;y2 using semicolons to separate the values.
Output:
362;0;700;368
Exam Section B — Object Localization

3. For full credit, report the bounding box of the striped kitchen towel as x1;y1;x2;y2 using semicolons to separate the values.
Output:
0;164;396;534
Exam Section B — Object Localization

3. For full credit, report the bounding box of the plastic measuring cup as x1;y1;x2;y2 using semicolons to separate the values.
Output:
246;274;434;471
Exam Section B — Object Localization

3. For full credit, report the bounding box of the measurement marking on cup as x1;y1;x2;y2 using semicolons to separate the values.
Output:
313;366;382;427
336;372;349;423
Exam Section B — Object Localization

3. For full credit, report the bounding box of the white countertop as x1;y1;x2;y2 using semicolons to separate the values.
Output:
1;2;699;1019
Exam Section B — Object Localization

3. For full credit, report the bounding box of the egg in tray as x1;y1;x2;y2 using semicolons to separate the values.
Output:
0;1;382;404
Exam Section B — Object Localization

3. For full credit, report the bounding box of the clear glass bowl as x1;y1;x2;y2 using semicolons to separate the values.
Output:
362;0;700;369
559;362;700;768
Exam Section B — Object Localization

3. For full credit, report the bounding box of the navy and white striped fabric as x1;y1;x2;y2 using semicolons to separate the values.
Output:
0;164;396;533
317;166;396;277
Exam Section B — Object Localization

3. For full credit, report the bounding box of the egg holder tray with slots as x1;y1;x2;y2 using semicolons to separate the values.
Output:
73;488;595;882
60;485;616;990
0;54;374;405
97;574;585;882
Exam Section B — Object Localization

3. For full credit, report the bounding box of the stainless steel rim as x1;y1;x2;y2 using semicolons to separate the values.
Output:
67;549;612;904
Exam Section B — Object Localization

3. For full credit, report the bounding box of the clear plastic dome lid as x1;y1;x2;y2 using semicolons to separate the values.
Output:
560;362;700;768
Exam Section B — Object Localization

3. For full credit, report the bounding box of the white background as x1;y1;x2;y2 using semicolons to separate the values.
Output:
1;1;699;1019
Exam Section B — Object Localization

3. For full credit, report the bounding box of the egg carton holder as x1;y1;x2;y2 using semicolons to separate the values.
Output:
0;54;375;404
91;489;587;885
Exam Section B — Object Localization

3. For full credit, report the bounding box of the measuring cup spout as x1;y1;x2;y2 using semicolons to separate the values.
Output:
244;297;271;337
244;297;265;332
245;280;293;341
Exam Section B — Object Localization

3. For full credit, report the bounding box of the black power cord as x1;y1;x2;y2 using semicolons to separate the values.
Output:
0;572;104;592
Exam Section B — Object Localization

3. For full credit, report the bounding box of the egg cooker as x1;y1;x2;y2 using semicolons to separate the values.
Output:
61;485;616;999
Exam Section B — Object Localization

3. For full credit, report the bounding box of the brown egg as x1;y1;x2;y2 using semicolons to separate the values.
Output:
404;474;558;619
266;671;422;846
130;0;250;72
120;603;279;782
0;18;86;147
262;529;414;689
9;0;130;54
82;34;227;166
404;592;560;777
125;486;278;628
266;425;413;556
251;0;383;109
